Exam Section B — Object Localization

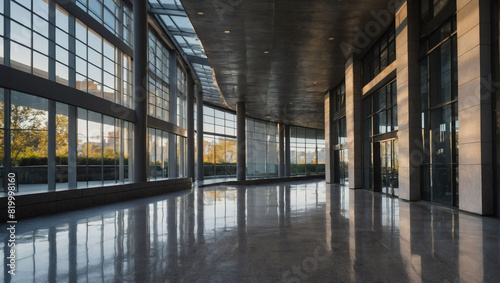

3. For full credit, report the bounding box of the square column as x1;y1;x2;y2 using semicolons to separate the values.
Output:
345;57;363;189
237;102;246;181
457;0;493;215
196;89;204;181
285;124;291;177
396;0;421;201
279;123;285;177
324;91;335;183
186;75;195;180
132;0;148;182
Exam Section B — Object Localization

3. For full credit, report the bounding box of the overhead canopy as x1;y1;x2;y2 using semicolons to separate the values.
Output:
148;0;225;105
153;0;393;129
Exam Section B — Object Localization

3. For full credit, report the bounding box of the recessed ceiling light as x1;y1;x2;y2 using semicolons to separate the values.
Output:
197;12;204;15
264;50;269;54
328;37;334;40
224;30;231;34
313;82;318;85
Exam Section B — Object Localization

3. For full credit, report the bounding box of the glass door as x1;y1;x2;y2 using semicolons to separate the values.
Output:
379;140;399;197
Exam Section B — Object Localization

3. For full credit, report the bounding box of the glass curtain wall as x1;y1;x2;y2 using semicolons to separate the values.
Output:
0;0;133;109
290;126;325;176
203;105;237;179
246;118;278;178
0;88;133;193
420;16;458;206
75;0;133;46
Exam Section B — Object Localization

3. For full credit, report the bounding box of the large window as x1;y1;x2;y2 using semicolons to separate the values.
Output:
290;126;325;176
420;16;458;206
0;1;133;109
75;0;133;46
76;109;133;188
75;20;130;105
0;89;133;194
148;30;170;121
362;24;396;85
177;66;187;128
421;0;451;22
363;80;398;135
11;92;49;192
334;81;346;112
246;118;278;178
148;128;169;180
8;0;51;77
203;105;237;178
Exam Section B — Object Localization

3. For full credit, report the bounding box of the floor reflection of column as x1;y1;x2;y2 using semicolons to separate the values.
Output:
237;187;247;251
328;184;349;278
268;186;278;221
167;198;178;281
285;185;291;224
134;204;149;282
48;226;57;283
459;214;484;282
325;184;331;251
187;192;196;247
197;188;205;244
279;185;285;228
179;196;185;256
399;201;421;282
348;189;357;282
151;203;158;282
114;210;125;282
68;220;77;283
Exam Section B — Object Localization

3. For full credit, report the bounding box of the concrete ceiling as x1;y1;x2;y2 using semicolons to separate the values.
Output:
180;0;391;129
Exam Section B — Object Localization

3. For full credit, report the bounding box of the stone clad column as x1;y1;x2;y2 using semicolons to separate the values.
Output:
456;0;493;215
324;91;335;183
345;57;363;189
396;0;421;201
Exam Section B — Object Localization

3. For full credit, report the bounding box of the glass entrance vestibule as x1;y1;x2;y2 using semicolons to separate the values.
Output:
373;139;399;197
362;80;398;196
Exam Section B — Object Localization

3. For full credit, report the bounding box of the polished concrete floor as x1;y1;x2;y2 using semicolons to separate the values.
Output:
2;180;500;282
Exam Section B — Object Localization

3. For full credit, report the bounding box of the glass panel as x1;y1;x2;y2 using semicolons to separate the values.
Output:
103;116;116;185
77;108;87;188
148;128;155;180
11;92;49;192
431;104;452;164
162;131;169;178
87;111;102;186
55;103;69;189
10;41;31;73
